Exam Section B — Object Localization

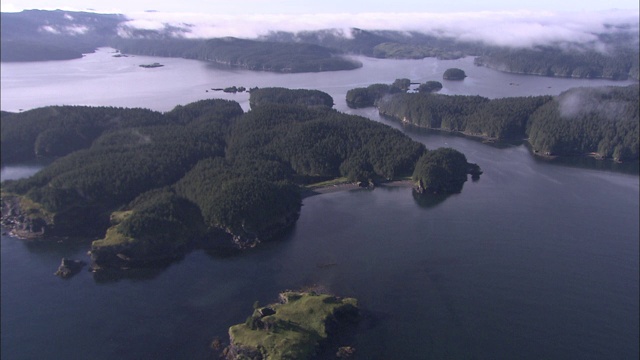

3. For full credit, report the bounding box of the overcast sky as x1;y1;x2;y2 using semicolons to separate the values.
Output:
2;0;639;14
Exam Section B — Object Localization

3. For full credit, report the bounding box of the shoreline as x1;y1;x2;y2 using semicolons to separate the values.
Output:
302;179;413;199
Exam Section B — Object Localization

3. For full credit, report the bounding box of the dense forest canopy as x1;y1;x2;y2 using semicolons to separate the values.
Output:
249;87;334;109
418;81;443;93
413;148;473;194
2;10;638;79
474;46;640;80
345;83;403;108
443;68;467;80
373;84;639;161
1;88;477;270
527;85;639;159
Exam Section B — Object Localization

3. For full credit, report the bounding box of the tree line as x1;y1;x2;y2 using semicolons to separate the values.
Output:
373;84;639;160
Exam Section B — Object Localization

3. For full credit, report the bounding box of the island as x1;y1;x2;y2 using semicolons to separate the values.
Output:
224;291;359;360
418;81;443;93
112;37;362;73
344;79;408;108
1;88;480;271
347;81;639;162
139;62;163;68
345;79;445;108
412;148;482;194
443;68;467;80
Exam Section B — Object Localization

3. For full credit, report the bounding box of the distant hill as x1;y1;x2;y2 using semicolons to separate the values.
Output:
1;9;638;79
1;10;124;61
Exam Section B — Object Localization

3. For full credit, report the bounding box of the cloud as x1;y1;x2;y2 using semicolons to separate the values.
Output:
116;9;639;48
558;87;634;120
65;25;89;35
39;25;60;34
38;24;89;35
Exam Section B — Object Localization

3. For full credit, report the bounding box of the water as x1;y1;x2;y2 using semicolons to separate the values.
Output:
1;49;638;360
2;47;636;113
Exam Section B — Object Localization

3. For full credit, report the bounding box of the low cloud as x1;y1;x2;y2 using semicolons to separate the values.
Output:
559;87;633;120
39;25;60;34
39;24;89;35
116;9;639;48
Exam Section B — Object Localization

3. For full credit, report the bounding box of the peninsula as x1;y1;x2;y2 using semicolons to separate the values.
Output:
1;88;480;271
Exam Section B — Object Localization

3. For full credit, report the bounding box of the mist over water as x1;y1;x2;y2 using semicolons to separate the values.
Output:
1;52;638;360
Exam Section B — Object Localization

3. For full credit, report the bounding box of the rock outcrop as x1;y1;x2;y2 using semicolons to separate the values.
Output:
54;258;86;278
224;291;359;360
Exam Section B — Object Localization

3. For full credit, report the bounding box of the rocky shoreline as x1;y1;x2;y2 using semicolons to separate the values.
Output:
3;180;413;273
223;290;359;360
1;195;52;239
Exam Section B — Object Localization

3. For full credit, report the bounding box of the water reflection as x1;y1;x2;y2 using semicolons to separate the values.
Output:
412;191;453;208
91;265;172;284
531;151;640;175
22;237;92;258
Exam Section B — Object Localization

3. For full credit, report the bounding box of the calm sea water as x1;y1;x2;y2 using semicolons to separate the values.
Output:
1;49;638;360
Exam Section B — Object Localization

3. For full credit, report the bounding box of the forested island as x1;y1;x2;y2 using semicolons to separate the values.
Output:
1;88;480;271
110;37;362;73
443;68;466;80
2;10;638;79
344;78;441;109
346;80;638;161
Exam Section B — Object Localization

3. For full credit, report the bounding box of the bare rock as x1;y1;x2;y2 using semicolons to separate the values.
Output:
54;258;86;278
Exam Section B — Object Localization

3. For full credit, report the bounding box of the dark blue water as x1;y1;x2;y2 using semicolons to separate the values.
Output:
2;136;637;359
1;52;639;359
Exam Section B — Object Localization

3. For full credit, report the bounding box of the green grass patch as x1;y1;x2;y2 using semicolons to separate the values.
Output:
109;210;133;224
91;224;134;248
228;291;358;360
304;177;350;190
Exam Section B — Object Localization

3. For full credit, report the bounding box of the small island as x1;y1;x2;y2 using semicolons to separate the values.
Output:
443;68;466;80
139;62;164;68
417;81;443;93
224;291;359;360
412;148;481;194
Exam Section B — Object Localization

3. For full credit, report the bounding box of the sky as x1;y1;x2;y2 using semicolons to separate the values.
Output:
1;0;639;14
1;0;638;49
